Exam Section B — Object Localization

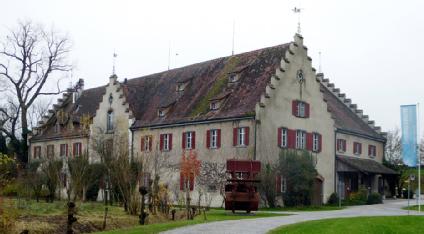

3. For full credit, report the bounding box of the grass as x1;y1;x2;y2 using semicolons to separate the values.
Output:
259;205;344;212
96;209;288;234
268;216;424;234
404;205;424;211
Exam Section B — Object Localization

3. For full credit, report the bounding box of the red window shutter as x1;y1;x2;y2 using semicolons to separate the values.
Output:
245;127;249;145
160;134;164;151
169;134;173;150
305;103;310;118
217;129;221;148
277;128;282;147
287;129;295;149
189;174;194;191
65;144;68;157
292;100;298;116
182;132;186;149
275;175;281;193
180;172;184;190
148;136;152;151
233;128;238;146
206;130;211;149
192;132;196;149
318;134;322;152
306;132;313;151
141;138;145;151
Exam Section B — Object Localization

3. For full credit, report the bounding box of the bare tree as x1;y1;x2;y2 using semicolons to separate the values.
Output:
384;128;402;166
196;161;227;208
0;20;71;163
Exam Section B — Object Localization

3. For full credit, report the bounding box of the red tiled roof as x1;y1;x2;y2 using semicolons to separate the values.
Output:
126;43;291;128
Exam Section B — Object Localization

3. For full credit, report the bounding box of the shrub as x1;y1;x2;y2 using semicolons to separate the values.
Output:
1;181;19;196
327;193;339;205
279;150;317;207
367;193;382;204
346;187;368;205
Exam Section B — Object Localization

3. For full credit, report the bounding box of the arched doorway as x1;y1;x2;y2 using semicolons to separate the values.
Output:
312;175;324;206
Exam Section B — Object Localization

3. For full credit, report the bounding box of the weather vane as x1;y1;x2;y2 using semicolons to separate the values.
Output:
292;7;303;34
112;51;118;75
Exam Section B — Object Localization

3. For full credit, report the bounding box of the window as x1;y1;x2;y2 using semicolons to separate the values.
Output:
207;129;221;149
228;73;238;83
210;101;219;110
158;110;165;117
33;146;41;159
368;145;376;157
107;111;114;131
281;176;287;193
60;144;68;157
186;132;192;149
295;130;306;149
182;131;196;149
312;133;321;152
353;142;362;155
160;133;172;151
233;127;249;147
298;102;305;117
337;139;347;152
47;145;54;158
278;128;288;148
236;127;248;146
292;100;310;118
177;84;185;92
180;172;194;191
141;135;153;152
73;142;82;157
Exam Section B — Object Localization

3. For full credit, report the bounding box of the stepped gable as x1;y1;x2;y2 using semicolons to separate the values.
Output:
31;85;106;141
321;84;384;140
126;43;291;128
72;85;106;120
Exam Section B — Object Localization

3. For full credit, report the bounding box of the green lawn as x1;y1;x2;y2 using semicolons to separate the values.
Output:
268;216;424;234
404;205;424;211
96;209;288;234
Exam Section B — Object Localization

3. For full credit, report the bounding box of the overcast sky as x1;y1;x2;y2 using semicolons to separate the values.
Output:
1;0;424;134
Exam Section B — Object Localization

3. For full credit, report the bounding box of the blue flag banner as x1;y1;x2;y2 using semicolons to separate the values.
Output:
400;105;417;167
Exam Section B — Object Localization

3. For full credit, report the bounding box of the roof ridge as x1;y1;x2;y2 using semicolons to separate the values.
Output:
125;43;292;83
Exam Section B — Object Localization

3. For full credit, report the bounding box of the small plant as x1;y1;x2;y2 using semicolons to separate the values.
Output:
327;193;339;205
367;193;382;205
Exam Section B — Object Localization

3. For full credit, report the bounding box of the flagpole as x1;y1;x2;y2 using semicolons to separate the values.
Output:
418;102;421;212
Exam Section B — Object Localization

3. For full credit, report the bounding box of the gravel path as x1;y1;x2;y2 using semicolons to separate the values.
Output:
161;200;423;234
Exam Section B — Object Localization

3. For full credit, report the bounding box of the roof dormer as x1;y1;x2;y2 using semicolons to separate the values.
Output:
176;77;192;92
209;92;231;111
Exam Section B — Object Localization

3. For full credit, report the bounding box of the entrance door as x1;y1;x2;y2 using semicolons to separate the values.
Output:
312;178;323;206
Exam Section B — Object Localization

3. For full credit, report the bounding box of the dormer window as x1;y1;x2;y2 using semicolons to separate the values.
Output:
228;73;239;83
158;110;165;117
210;101;220;110
177;83;185;92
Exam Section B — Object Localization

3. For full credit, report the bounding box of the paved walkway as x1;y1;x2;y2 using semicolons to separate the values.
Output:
161;200;423;234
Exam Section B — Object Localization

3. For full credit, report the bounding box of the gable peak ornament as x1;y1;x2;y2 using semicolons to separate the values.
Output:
297;69;305;83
